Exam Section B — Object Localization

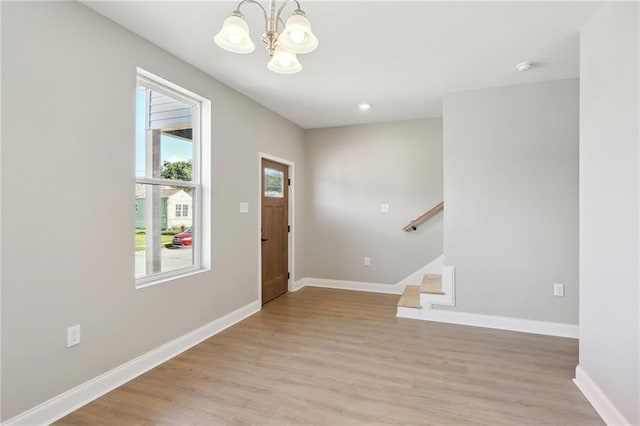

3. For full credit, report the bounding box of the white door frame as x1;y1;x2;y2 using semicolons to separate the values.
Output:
258;153;295;303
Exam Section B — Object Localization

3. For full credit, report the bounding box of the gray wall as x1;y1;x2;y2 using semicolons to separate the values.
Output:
579;2;639;423
303;119;443;284
442;79;579;324
1;2;305;420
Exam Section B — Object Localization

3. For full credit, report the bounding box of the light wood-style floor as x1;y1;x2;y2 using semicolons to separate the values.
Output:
56;287;603;425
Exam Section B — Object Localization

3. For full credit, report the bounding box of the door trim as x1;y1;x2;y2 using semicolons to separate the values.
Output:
258;152;295;304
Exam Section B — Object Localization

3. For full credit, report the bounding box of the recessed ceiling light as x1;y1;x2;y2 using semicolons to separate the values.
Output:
359;103;371;111
516;61;535;72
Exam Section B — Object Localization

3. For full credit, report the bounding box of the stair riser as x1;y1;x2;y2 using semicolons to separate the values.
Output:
397;265;456;318
396;306;421;319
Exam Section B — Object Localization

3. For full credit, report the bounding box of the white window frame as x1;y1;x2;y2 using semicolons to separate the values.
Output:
182;204;189;217
135;69;210;288
175;204;182;217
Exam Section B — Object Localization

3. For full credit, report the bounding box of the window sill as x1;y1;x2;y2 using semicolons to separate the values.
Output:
135;267;210;290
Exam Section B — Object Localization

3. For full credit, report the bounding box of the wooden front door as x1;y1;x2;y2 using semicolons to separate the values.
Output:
261;158;289;304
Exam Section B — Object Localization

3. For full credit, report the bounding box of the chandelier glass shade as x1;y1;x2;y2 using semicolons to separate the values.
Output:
278;13;318;54
214;0;318;74
214;14;255;54
267;46;302;74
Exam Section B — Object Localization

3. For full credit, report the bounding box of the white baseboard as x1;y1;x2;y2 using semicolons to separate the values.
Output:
424;308;579;338
295;255;445;296
304;277;403;294
396;305;578;338
574;365;630;426
291;278;307;292
396;306;421;319
3;300;262;426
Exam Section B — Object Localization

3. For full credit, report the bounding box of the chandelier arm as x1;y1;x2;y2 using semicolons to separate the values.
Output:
275;0;303;31
235;0;269;33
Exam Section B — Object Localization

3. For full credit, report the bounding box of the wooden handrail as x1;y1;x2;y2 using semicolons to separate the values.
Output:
403;201;444;232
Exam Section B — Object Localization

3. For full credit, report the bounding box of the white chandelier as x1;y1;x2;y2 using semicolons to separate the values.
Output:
214;0;318;74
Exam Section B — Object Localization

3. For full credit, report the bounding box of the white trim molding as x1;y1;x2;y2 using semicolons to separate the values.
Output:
294;255;445;296
423;308;579;338
304;277;405;295
3;300;261;426
396;306;421;319
291;278;307;292
574;365;630;426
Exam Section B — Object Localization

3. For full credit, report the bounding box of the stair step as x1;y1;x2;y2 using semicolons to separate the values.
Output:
421;273;444;295
397;285;421;308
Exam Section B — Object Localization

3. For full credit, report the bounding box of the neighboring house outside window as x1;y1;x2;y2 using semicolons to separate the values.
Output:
134;69;208;287
136;189;192;229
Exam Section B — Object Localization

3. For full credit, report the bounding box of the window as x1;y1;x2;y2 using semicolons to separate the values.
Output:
264;168;285;198
174;203;189;217
135;70;207;286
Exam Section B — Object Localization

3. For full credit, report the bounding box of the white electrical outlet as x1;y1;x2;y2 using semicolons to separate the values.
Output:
554;284;565;297
364;256;371;266
67;325;81;347
380;203;390;213
239;202;249;213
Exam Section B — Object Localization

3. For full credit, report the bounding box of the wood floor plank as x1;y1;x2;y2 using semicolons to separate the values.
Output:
55;287;603;425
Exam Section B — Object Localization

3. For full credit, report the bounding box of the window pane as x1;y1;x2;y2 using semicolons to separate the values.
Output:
135;183;195;277
136;86;194;181
265;168;284;198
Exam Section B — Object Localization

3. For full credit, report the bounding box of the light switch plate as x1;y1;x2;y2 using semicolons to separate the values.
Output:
554;283;565;297
380;203;390;213
67;325;81;347
239;202;249;214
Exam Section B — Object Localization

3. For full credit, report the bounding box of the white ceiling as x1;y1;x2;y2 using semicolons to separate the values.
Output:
83;1;599;129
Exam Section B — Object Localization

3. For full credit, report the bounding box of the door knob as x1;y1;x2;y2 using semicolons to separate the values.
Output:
261;238;269;242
